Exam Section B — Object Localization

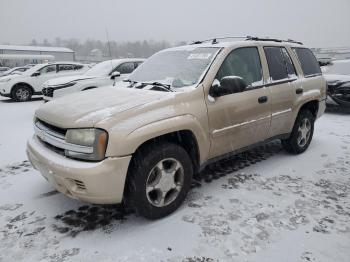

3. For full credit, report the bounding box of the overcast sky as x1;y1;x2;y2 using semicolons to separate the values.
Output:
1;0;349;47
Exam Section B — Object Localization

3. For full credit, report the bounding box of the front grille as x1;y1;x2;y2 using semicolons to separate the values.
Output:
35;119;67;155
37;119;66;136
34;118;93;159
42;88;54;97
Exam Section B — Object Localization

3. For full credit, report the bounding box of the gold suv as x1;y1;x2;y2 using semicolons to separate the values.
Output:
27;37;327;219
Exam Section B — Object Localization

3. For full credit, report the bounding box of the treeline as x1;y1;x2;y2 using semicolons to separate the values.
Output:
29;38;186;58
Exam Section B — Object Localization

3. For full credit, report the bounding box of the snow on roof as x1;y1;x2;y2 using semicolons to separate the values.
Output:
0;45;74;53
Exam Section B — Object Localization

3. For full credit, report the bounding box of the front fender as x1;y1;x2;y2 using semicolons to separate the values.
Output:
106;114;210;164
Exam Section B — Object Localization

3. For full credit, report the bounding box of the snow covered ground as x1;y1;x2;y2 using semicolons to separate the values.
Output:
0;97;349;262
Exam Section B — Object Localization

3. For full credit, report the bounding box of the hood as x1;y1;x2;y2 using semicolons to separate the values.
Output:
45;74;98;86
0;73;22;81
35;85;174;128
323;74;350;83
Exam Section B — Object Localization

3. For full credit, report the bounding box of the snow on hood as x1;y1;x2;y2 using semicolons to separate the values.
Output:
35;86;173;128
323;74;350;83
0;73;22;81
45;74;98;86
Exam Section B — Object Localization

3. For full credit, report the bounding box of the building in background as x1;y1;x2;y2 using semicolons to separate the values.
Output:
0;45;75;68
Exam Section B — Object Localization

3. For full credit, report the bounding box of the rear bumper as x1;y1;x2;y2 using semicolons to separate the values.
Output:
317;99;326;119
26;136;131;204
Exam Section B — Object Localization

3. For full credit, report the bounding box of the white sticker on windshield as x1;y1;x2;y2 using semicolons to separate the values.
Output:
187;53;212;60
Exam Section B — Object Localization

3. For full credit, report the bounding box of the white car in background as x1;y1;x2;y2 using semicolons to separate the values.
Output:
42;59;145;101
0;62;89;101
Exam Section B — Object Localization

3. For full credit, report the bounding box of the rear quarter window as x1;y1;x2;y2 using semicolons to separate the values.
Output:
293;48;322;77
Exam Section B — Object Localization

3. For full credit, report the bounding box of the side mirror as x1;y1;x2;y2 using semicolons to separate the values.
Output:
32;71;41;77
209;76;247;97
111;71;121;79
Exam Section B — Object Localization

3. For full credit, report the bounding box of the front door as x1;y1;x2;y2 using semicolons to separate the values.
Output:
33;64;58;91
206;47;271;158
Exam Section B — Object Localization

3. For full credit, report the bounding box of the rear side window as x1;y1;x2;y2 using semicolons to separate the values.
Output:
216;47;263;87
293;48;321;77
281;48;297;78
264;47;288;81
74;65;84;70
58;64;74;72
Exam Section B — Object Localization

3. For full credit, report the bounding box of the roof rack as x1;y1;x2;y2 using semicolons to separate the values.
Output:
247;36;303;45
190;36;247;45
191;36;303;45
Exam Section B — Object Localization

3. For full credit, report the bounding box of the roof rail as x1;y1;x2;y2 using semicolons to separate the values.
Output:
246;36;303;45
190;36;248;45
191;36;303;45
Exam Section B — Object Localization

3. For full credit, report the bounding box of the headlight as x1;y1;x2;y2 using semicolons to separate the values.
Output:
0;78;11;83
65;128;108;161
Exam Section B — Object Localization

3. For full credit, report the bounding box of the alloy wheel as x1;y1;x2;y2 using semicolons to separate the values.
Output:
146;158;184;207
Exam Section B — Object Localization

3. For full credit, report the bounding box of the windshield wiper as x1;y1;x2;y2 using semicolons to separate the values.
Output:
122;79;137;87
123;79;175;92
141;81;175;92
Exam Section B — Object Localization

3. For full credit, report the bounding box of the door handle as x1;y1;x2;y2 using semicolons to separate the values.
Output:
258;96;268;104
296;88;304;94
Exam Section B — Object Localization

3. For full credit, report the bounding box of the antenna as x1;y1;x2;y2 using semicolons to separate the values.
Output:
105;28;116;86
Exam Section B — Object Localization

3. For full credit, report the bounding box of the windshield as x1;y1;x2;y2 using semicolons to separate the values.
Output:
129;47;220;88
22;64;46;76
85;60;118;76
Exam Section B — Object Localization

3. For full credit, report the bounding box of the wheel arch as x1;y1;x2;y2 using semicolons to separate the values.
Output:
130;129;201;175
298;100;319;118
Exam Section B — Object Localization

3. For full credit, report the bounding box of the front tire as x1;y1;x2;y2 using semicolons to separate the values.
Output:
282;110;315;154
12;84;33;102
126;142;193;219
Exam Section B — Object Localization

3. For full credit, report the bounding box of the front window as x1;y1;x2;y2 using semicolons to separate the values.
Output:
215;47;263;87
129;47;220;88
39;65;57;74
85;60;119;77
116;62;135;74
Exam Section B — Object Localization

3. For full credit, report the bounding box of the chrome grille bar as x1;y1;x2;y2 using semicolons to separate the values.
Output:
34;121;93;154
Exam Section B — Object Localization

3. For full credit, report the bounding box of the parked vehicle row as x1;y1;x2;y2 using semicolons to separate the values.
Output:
26;37;326;219
0;62;90;101
0;59;144;102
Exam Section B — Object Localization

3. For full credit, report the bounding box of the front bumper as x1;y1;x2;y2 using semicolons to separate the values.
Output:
0;83;11;97
26;136;131;204
0;91;11;97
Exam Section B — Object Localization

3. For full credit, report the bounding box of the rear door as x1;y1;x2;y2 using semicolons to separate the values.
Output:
263;46;299;137
206;47;271;158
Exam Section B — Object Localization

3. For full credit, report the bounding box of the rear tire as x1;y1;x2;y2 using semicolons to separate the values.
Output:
12;84;33;102
282;110;314;154
126;142;193;219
